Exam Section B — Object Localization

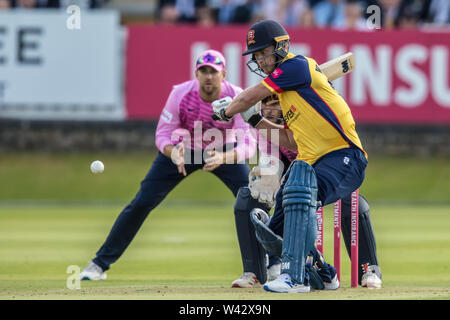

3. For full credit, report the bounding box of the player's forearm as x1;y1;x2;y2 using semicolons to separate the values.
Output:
225;93;259;118
162;144;175;159
225;83;272;118
222;149;238;164
256;119;297;150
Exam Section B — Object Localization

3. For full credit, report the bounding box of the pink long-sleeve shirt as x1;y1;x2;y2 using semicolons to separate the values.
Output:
155;79;257;163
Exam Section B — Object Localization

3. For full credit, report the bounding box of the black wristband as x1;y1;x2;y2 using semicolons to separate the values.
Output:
220;108;233;121
248;114;263;127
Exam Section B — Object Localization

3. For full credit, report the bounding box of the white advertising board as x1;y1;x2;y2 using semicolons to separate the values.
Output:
0;9;124;120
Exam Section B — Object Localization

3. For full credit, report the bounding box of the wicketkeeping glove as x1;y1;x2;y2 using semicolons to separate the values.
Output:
212;96;234;122
248;155;284;208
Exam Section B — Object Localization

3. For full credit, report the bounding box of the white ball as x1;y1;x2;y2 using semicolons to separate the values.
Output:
90;160;104;174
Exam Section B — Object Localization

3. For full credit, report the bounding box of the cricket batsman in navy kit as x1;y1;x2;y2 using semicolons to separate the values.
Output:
213;20;382;292
231;95;340;290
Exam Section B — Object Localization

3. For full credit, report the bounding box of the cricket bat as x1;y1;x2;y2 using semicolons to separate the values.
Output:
319;52;355;81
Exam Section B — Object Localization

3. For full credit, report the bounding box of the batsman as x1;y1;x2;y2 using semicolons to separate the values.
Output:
213;20;381;293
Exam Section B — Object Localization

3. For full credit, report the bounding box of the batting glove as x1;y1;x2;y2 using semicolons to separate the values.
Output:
212;96;234;122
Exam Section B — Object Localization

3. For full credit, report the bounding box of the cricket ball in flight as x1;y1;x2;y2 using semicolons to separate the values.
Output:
90;160;104;174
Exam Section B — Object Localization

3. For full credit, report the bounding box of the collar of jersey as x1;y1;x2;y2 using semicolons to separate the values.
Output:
280;52;296;64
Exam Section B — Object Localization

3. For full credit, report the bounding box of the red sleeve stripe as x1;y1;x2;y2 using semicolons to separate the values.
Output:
263;77;284;93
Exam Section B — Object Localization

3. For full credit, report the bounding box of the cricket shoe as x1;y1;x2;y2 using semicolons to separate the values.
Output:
361;272;382;289
80;261;107;281
231;272;262;288
323;274;340;290
361;264;382;289
263;273;310;293
267;263;281;281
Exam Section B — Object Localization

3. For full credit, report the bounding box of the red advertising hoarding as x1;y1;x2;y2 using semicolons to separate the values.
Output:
126;25;450;124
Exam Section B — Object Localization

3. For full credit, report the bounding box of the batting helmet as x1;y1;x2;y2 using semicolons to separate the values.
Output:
243;20;290;76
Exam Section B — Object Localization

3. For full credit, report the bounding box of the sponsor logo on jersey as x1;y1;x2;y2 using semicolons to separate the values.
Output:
161;109;173;123
272;68;283;78
284;105;300;124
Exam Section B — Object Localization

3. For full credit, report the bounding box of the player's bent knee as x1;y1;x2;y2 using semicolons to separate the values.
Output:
130;194;161;212
234;187;270;215
341;194;370;219
250;208;282;257
358;194;370;219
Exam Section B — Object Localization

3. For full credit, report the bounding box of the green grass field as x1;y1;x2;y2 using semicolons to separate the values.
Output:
0;152;449;300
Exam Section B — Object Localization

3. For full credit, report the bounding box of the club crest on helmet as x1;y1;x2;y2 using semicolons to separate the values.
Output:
247;30;256;45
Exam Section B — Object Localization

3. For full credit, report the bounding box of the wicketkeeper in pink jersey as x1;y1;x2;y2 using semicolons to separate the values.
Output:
80;50;259;280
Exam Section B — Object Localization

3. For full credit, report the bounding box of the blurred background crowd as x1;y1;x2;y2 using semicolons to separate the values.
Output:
0;0;449;30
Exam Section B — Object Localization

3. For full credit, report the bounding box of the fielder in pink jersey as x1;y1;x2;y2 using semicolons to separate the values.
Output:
80;50;258;280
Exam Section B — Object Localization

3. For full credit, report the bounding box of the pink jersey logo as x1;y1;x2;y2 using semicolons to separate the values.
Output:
272;68;283;78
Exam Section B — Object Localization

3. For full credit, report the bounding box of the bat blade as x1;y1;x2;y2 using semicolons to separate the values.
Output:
319;52;355;81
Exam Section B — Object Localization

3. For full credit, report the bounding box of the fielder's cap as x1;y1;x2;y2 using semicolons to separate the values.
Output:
195;50;226;72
